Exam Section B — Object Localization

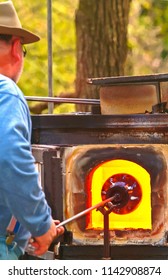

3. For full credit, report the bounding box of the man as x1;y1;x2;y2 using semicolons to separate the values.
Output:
0;1;64;260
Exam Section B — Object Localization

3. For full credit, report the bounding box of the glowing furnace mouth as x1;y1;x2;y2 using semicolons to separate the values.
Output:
87;159;151;230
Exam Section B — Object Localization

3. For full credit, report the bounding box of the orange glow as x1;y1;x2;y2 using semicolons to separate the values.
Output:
86;159;151;230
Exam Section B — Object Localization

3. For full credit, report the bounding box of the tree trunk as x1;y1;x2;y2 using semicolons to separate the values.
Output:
75;0;132;111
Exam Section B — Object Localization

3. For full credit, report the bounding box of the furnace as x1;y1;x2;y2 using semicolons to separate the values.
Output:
30;73;168;259
63;144;167;243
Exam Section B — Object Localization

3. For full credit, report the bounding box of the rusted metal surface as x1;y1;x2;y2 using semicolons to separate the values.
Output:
87;72;168;85
31;114;168;145
60;244;168;260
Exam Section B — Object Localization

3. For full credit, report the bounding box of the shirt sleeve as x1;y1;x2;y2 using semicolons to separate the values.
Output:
0;89;52;237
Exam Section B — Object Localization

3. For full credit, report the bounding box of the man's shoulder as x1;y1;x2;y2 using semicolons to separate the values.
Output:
0;74;26;106
0;74;20;96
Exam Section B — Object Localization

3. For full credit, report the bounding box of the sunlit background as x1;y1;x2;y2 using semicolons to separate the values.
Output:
12;0;168;113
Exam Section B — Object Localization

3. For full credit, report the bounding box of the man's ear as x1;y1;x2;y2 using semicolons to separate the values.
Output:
11;39;22;62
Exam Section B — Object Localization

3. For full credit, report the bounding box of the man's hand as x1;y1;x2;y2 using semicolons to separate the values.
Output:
29;219;64;256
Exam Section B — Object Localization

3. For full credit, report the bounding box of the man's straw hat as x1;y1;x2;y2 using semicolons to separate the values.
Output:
0;1;40;44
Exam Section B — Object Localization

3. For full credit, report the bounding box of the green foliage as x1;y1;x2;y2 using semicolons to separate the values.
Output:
13;0;78;113
141;0;168;59
12;0;168;111
127;0;168;75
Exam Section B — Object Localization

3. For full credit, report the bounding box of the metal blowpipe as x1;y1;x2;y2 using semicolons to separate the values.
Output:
56;195;116;228
26;196;116;256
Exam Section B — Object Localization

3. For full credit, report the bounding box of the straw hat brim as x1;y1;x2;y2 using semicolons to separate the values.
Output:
0;26;40;44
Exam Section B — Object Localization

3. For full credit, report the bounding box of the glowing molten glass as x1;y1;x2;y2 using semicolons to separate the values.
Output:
86;159;151;230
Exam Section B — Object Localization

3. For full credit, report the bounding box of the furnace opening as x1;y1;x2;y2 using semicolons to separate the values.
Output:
64;144;167;244
86;159;151;230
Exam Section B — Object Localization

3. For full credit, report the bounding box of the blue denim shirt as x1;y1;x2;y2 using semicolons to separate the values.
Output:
0;74;52;253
